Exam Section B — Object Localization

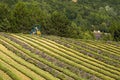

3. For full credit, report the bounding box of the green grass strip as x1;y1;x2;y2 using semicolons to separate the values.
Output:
0;62;20;80
0;75;3;80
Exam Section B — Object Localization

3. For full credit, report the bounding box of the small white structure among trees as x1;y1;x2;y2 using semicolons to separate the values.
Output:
93;30;102;39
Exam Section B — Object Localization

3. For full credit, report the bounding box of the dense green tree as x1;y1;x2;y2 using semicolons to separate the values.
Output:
0;0;120;40
49;11;71;37
0;3;11;32
67;22;83;38
109;21;120;41
11;2;30;32
10;1;48;33
83;31;94;40
0;0;18;6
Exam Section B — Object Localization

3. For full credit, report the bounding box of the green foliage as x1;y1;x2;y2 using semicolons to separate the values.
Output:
67;22;83;38
101;33;113;41
0;3;9;20
10;1;48;33
0;63;20;80
11;2;30;32
0;75;3;80
43;11;71;37
0;0;120;40
109;21;120;41
0;0;18;6
0;3;11;32
83;31;94;40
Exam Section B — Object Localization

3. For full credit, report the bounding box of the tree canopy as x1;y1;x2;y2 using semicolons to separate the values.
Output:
0;0;120;41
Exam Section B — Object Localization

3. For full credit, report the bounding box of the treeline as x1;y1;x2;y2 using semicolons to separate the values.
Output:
0;0;120;41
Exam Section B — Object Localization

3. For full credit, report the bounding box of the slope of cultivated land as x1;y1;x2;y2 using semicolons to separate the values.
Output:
21;35;120;74
10;34;120;79
83;40;120;56
0;33;120;80
44;35;120;68
0;42;60;80
0;34;80;80
43;35;120;79
0;44;46;80
11;34;117;80
0;44;31;80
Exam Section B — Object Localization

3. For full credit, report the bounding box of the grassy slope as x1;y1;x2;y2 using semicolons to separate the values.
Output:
0;33;120;80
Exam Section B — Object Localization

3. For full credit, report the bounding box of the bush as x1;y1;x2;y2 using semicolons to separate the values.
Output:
0;3;11;32
101;33;113;41
109;21;120;41
83;31;94;40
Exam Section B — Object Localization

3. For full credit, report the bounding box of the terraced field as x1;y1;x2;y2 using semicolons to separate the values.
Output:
0;33;120;80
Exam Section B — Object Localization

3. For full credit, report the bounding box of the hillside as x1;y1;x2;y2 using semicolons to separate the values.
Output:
0;33;120;80
0;1;120;79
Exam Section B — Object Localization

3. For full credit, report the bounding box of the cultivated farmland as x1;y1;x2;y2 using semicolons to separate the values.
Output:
0;33;120;80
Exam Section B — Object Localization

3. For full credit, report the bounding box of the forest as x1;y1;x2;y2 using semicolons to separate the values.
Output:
0;0;120;41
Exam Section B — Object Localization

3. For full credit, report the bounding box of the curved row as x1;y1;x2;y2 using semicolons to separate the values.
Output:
85;40;120;55
71;39;120;61
0;34;84;80
24;35;120;75
0;47;46;80
0;41;58;80
0;58;21;80
10;34;116;80
0;70;12;80
75;40;120;59
1;33;120;80
42;36;120;67
32;35;120;72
